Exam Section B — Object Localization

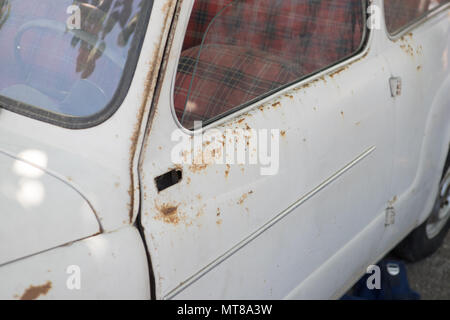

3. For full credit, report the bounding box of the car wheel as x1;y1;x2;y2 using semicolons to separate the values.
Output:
394;151;450;262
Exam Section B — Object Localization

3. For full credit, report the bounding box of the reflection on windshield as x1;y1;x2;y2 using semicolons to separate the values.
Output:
0;1;10;30
71;0;142;79
0;0;147;118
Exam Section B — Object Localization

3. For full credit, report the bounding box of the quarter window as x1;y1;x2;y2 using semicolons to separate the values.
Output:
384;0;449;35
174;0;365;129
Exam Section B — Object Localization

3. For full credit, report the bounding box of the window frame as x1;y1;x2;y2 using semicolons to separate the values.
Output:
0;0;154;129
384;0;450;39
170;0;370;131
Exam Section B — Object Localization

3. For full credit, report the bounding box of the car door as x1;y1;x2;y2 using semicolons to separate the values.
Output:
139;0;396;299
378;0;450;250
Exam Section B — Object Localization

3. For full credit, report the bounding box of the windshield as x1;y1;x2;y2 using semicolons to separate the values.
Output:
0;0;150;120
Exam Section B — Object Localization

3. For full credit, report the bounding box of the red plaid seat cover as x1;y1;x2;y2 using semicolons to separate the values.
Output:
175;0;364;128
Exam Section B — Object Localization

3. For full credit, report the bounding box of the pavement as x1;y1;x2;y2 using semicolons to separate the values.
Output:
405;231;450;300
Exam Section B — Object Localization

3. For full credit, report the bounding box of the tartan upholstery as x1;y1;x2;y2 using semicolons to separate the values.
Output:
174;44;300;127
176;0;365;128
183;0;234;50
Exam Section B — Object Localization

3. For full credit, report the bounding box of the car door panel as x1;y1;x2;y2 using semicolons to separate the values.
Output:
139;0;395;299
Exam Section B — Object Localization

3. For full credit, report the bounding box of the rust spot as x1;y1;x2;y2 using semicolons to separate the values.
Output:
155;202;181;224
189;163;208;173
272;102;281;108
20;281;52;300
280;130;286;137
196;204;206;218
161;205;177;216
114;182;120;188
225;164;231;178
161;0;171;15
329;65;349;78
400;43;414;57
237;191;253;205
217;208;221;216
417;65;422;71
216;219;223;225
128;0;176;223
340;111;345;118
237;118;245;124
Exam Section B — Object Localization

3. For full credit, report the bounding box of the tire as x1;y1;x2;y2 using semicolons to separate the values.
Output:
394;150;450;262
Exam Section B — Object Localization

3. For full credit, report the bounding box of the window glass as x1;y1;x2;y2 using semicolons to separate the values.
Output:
384;0;449;35
174;0;365;129
0;0;150;119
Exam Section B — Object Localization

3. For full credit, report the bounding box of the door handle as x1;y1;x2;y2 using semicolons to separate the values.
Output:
389;77;402;97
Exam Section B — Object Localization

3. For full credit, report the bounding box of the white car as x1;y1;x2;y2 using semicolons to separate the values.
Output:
0;0;449;300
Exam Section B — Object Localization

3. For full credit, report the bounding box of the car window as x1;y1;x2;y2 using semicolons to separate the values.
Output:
0;0;151;125
384;0;449;35
174;0;365;129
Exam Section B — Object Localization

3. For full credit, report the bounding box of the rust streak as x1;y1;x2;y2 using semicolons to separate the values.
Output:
128;0;176;223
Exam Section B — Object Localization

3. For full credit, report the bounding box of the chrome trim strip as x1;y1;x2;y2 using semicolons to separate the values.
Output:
164;145;377;299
